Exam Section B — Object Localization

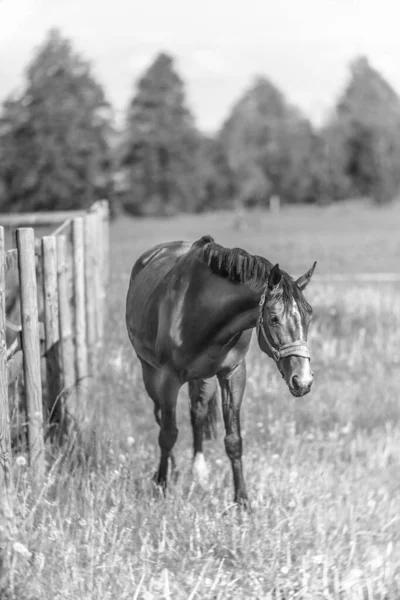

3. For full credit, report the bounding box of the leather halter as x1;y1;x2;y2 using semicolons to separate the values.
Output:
256;286;311;364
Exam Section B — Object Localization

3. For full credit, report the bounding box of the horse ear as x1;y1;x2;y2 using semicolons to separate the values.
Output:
296;261;317;291
268;263;282;290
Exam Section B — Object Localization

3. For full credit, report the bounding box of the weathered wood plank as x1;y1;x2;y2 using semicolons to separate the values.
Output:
57;235;76;426
84;213;97;375
0;210;85;228
100;199;110;289
0;226;15;584
5;249;18;274
16;228;45;482
6;350;23;384
91;203;104;342
51;219;72;238
72;218;88;406
6;335;20;361
42;236;62;435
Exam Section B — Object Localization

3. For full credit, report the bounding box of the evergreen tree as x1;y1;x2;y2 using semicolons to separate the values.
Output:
219;76;319;206
195;135;236;212
121;52;203;216
324;56;400;203
0;28;113;212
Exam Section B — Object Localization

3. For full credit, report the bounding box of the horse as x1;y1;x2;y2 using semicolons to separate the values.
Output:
125;235;316;505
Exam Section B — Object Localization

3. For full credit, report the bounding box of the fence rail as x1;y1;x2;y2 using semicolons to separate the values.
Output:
0;210;86;228
0;200;110;576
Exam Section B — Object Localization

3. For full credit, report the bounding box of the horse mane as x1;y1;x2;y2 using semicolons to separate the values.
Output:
197;238;272;288
195;236;311;316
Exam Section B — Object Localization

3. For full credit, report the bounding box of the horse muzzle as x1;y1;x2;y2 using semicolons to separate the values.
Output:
288;372;314;397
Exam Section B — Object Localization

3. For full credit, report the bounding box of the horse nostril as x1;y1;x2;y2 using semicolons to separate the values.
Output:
291;375;301;390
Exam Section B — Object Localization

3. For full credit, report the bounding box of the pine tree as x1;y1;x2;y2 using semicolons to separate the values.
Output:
0;28;113;212
121;52;203;216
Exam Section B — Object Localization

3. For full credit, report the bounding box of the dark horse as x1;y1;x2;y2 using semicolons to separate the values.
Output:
126;235;316;504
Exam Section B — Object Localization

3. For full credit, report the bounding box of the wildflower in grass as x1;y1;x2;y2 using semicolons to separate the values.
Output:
118;454;126;464
280;566;290;575
16;456;27;467
34;552;45;572
386;541;393;557
13;542;31;559
343;568;363;590
127;436;135;447
341;422;353;435
368;552;384;571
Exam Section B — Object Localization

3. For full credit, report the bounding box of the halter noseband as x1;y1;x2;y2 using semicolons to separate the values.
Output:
256;286;311;364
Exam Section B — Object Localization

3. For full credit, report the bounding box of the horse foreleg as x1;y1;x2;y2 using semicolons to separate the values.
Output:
217;361;248;506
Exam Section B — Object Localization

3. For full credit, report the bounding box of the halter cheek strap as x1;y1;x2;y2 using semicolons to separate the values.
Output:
256;288;311;363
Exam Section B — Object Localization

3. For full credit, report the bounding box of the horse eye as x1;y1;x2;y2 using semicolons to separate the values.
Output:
270;315;280;325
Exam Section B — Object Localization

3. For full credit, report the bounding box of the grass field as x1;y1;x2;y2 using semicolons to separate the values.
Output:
5;201;400;599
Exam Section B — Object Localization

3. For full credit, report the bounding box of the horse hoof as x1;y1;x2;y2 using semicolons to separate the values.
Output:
152;472;167;496
235;496;251;512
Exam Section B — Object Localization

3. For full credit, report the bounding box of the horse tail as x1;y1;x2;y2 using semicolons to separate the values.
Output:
203;387;219;440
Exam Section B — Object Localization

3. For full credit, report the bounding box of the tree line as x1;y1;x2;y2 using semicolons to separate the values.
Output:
1;29;400;217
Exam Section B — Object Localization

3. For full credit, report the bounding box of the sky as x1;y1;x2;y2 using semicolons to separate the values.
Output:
1;0;400;133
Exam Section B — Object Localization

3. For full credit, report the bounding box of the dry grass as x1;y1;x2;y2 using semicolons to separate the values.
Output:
4;203;400;599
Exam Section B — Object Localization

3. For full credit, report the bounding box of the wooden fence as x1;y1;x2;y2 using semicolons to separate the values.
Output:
0;200;110;576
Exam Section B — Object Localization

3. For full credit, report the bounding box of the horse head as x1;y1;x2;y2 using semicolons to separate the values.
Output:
257;262;316;397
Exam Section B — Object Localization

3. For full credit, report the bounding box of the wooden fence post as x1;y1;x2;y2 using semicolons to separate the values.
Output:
16;228;45;482
100;199;110;288
42;236;62;440
90;203;104;342
56;235;76;429
72;218;88;406
0;227;15;584
84;213;97;375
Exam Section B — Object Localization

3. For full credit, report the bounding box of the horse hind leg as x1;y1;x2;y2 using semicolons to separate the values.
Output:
188;377;219;488
140;359;181;489
154;403;179;479
217;361;248;506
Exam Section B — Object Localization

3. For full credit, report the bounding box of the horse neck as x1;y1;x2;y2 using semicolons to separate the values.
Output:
196;269;262;340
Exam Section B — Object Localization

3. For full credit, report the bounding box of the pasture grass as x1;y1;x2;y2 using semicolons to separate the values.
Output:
5;203;400;599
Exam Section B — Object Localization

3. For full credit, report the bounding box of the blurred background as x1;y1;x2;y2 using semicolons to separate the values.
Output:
2;0;400;219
